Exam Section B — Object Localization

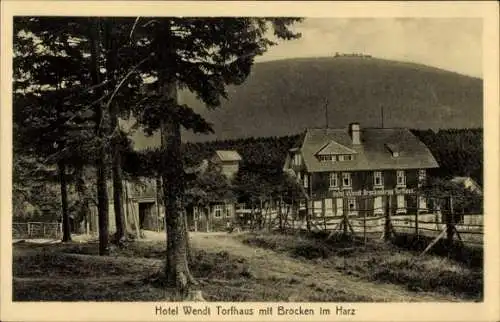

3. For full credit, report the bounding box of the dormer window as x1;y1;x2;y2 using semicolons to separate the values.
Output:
319;155;333;162
386;143;401;158
316;141;357;162
319;154;354;162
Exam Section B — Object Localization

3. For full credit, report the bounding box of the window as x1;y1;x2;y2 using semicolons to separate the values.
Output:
214;205;223;218
293;153;302;166
349;200;355;210
342;172;351;187
374;171;383;186
342;155;353;161
396;170;406;186
329;172;338;188
418;169;426;181
319;155;328;162
319;155;336;162
303;174;309;188
313;200;322;217
224;205;232;217
324;198;333;215
348;198;356;212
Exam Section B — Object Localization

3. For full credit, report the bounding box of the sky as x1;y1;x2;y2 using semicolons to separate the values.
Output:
256;18;482;78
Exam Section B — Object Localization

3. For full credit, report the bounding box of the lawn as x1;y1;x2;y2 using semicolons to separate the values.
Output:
240;232;483;301
12;231;481;302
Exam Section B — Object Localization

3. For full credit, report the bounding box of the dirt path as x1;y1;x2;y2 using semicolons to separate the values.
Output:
188;232;460;302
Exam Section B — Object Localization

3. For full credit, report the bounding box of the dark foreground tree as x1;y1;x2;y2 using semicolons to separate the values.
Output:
128;17;302;298
13;18;96;242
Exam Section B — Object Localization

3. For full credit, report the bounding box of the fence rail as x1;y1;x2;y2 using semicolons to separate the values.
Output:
13;222;62;239
253;194;483;250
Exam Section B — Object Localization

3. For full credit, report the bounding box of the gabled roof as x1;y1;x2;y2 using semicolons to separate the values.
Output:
214;150;242;162
299;127;439;172
451;176;482;194
316;140;357;156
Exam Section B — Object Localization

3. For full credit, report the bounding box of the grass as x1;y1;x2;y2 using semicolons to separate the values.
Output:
13;231;482;302
240;232;483;301
13;239;373;302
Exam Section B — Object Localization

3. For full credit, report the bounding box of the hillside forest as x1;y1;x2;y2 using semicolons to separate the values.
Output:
14;128;483;222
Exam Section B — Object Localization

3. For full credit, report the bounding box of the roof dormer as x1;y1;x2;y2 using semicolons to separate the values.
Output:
385;143;401;157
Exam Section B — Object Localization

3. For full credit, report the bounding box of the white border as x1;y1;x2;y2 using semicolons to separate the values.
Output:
1;2;498;322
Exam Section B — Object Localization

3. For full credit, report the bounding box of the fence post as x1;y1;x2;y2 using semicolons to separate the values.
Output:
306;200;311;232
446;195;455;246
415;193;420;238
343;197;348;236
363;196;367;244
322;199;327;231
384;195;392;241
27;222;31;238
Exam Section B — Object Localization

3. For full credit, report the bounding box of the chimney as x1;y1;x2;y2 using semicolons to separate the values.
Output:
349;123;361;145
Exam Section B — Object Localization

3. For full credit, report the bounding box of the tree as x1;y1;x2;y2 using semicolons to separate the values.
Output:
125;18;302;298
13;18;96;242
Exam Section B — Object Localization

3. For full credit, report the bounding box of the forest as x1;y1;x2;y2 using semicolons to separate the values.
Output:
130;128;483;185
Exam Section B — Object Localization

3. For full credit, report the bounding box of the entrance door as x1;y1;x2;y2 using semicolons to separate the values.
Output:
138;202;155;230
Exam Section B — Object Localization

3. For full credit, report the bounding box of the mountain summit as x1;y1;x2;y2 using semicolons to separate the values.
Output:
129;56;482;149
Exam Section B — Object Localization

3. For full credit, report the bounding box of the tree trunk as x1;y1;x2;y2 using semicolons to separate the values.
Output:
156;176;162;232
110;106;127;243
89;17;109;256
75;165;91;235
160;112;193;297
158;74;196;300
58;161;71;242
104;18;127;244
156;20;200;299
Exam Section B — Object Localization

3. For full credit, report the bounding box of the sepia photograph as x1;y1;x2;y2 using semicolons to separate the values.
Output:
1;1;499;322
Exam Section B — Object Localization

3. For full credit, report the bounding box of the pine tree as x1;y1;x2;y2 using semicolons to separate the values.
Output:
13;17;96;242
126;17;302;298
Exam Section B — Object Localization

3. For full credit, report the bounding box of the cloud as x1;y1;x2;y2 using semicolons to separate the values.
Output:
258;18;482;78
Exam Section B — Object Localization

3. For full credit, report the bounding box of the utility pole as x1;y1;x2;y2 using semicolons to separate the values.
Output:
381;105;384;128
325;98;329;129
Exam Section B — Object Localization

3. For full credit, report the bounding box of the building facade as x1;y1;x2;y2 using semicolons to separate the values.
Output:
210;150;242;180
283;123;439;217
190;150;242;231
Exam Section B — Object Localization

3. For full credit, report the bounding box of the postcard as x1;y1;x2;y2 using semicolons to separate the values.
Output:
1;1;498;321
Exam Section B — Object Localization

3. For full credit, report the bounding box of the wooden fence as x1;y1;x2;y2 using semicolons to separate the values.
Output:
257;194;483;250
13;222;63;239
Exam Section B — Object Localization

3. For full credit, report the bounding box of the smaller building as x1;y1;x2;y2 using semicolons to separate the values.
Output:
210;150;242;180
189;150;242;231
451;176;482;195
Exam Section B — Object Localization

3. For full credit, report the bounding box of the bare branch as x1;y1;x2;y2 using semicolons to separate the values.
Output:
129;17;141;43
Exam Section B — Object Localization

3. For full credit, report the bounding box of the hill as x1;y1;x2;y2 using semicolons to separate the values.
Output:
128;56;483;148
